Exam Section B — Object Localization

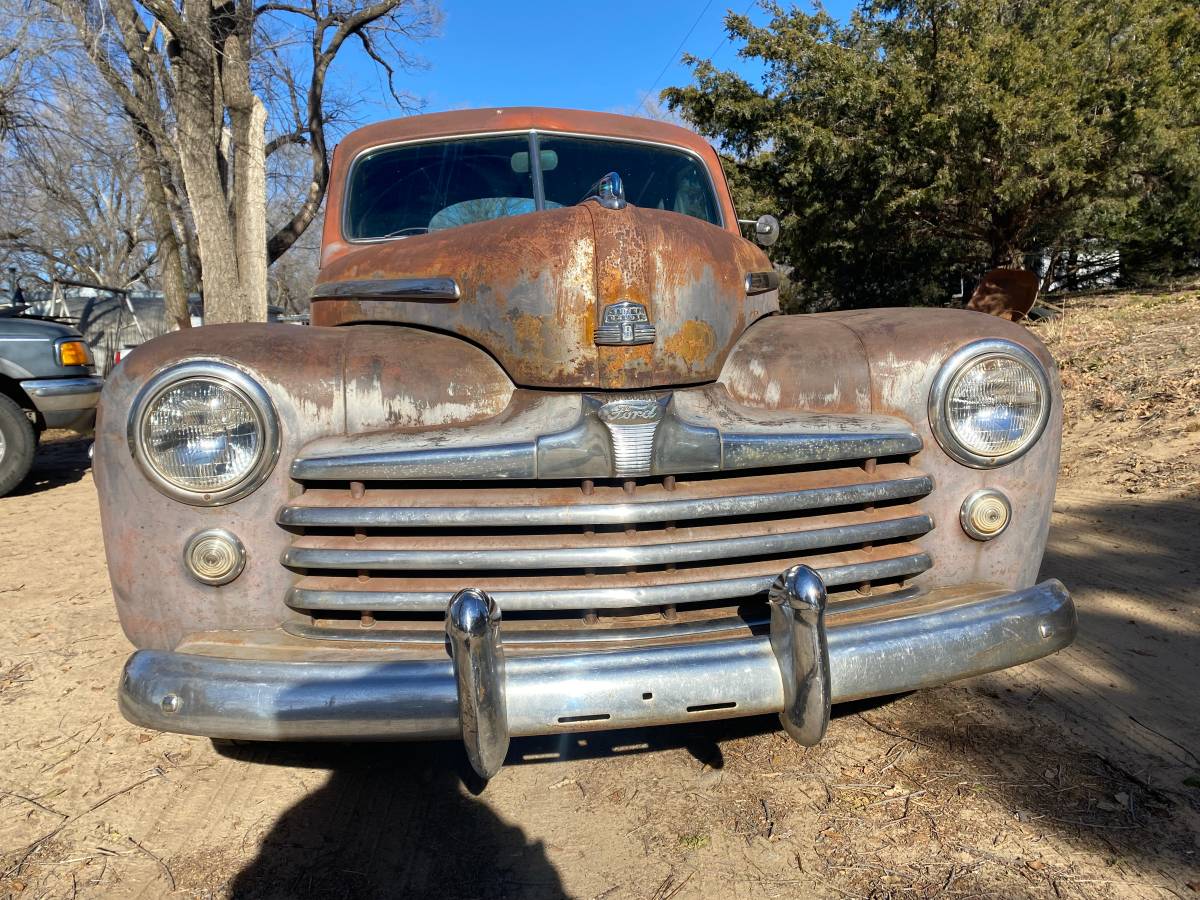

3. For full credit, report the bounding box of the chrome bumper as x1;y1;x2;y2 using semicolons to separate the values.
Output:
120;579;1074;774
22;375;103;430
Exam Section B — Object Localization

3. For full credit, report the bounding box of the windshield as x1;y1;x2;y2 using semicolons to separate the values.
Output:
344;133;720;240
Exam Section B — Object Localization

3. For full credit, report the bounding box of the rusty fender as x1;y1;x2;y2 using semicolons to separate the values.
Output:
94;323;515;649
719;307;1062;592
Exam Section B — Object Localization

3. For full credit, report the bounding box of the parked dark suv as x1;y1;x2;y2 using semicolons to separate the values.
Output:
0;312;102;495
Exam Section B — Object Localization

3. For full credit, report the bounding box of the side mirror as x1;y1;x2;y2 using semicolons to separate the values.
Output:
754;214;780;247
739;214;780;247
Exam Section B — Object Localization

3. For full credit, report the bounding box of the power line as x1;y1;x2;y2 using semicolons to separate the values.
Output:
705;1;758;68
636;0;715;117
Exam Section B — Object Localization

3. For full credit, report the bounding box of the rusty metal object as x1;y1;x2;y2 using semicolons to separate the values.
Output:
94;322;513;649
310;108;777;390
966;268;1040;321
319;108;744;262
95;108;1071;762
312;203;777;389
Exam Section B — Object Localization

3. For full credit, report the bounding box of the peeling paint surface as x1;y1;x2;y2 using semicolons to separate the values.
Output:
312;203;777;389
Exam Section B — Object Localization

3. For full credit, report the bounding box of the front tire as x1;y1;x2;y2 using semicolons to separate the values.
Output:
0;394;36;497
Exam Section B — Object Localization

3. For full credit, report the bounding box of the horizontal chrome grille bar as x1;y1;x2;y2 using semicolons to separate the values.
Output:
279;475;933;529
290;385;923;482
282;514;933;572
285;610;772;646
287;552;932;612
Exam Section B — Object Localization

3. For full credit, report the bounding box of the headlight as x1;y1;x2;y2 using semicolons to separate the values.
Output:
130;361;279;504
928;339;1051;468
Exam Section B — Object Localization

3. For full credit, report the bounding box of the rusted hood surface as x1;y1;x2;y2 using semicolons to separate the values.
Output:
311;203;778;389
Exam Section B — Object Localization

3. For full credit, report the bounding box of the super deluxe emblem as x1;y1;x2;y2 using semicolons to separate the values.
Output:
595;301;655;346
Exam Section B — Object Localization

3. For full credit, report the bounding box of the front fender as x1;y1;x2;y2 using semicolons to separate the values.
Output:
95;323;513;648
720;308;1062;593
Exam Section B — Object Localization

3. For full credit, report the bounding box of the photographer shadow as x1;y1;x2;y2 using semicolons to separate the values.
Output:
224;740;565;900
221;700;897;898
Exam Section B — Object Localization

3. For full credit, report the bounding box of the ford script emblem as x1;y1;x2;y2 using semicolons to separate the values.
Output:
598;397;665;426
594;301;655;346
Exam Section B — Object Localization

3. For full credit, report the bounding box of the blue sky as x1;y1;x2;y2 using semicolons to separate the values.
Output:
336;1;856;121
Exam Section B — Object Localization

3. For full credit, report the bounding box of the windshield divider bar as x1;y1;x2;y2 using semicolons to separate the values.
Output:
529;131;546;211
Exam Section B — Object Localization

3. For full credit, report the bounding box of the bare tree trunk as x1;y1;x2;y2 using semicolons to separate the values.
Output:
235;97;268;318
222;7;268;322
132;131;191;329
166;0;267;324
53;0;439;324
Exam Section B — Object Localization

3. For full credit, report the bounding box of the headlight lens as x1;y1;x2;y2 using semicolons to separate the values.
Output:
143;379;262;491
930;340;1051;467
131;362;279;503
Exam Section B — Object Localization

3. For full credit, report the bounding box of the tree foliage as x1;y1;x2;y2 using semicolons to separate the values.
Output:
665;0;1200;309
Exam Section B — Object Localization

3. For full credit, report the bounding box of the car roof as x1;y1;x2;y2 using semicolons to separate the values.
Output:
335;107;719;161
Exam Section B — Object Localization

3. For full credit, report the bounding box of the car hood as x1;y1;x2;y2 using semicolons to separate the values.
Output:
0;315;82;342
310;203;779;390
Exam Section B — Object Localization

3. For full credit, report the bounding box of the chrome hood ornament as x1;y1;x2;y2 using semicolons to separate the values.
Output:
595;300;655;346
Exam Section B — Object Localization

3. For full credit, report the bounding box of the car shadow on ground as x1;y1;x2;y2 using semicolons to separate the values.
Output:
9;434;92;496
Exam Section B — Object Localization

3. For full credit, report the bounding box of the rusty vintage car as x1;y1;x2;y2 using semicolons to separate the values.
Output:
96;108;1075;778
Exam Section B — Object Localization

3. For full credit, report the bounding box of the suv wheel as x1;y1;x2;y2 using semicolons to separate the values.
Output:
0;394;36;497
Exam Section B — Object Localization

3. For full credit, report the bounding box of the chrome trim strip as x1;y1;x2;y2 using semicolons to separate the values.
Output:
290;386;923;482
720;432;920;470
285;552;933;612
117;580;1076;740
310;277;461;301
281;515;933;571
278;475;934;529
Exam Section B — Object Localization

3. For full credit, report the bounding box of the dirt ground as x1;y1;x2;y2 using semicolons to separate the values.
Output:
2;291;1199;899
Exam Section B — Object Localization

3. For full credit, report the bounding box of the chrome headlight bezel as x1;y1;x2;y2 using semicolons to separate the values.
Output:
928;339;1052;469
128;360;280;505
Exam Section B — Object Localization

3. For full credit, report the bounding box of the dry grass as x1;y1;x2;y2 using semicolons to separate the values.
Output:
1030;288;1200;495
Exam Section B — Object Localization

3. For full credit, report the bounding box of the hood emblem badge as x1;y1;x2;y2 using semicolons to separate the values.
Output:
595;301;655;346
597;395;667;477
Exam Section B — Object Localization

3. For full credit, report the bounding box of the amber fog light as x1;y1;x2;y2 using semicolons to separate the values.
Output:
184;529;246;585
960;489;1011;541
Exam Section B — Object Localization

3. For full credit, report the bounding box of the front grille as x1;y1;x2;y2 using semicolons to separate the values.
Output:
279;457;934;650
